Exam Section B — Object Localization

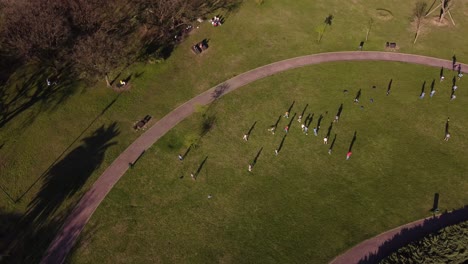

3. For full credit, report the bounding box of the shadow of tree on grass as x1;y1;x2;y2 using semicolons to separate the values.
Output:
3;122;119;263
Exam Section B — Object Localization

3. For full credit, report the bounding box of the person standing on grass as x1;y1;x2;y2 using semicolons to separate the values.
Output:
301;123;305;132
346;151;352;160
430;89;436;97
444;132;451;141
284;125;289;133
243;134;248;141
304;126;308;135
313;127;318;136
323;137;328;144
298;115;302;123
248;164;252;172
275;149;279;156
268;126;276;135
178;154;183;161
284;111;289;118
191;173;196;180
419;91;425;99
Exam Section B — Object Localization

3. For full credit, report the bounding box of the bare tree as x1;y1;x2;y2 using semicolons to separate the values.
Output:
413;1;427;44
425;0;455;25
0;0;72;62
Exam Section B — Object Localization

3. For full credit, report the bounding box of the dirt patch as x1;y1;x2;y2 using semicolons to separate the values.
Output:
375;8;393;21
429;16;451;27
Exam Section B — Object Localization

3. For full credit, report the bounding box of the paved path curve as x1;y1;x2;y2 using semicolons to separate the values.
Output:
41;51;468;263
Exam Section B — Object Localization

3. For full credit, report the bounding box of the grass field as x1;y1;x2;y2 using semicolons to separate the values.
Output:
69;61;467;263
1;0;468;262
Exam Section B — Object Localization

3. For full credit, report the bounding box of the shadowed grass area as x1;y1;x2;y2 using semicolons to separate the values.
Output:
1;0;468;261
70;62;467;263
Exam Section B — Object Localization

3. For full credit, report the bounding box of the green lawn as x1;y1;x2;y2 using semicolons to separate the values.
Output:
70;62;467;263
1;0;468;262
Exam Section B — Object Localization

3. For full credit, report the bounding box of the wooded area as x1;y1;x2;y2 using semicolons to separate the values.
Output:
0;0;240;82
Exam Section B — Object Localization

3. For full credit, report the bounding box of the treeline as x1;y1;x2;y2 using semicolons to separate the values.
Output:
380;220;468;264
0;0;240;82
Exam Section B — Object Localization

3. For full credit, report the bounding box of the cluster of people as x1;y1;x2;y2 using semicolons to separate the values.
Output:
210;16;222;27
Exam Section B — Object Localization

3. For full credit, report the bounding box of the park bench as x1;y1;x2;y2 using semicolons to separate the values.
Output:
385;42;397;50
134;115;152;130
191;40;209;54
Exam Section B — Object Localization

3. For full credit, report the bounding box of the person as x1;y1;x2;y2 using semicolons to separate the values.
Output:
419;92;425;99
370;98;374;103
275;149;279;156
284;125;289;133
452;85;458;91
430;90;436;97
46;78;51;86
440;75;445;82
298;115;302;123
328;148;332;155
323;137;328;144
444;132;451;141
248;164;252;172
301;124;305;131
458;73;463;80
313;127;318;136
346;151;352;160
120;80;126;86
304;126;308;135
268;126;276;135
334;115;339;122
208;194;212;199
178;154;183;161
284;111;289;118
191;173;196;180
451;94;456;101
243;134;248;141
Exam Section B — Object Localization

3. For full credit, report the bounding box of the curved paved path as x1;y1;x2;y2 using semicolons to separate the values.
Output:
41;51;467;263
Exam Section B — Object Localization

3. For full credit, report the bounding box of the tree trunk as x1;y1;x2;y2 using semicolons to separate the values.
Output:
105;73;111;87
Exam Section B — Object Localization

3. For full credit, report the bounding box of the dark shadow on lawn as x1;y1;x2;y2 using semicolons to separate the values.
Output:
277;135;287;154
247;121;257;136
252;147;263;166
358;205;468;264
16;94;122;203
0;65;80;129
4;122;119;263
348;131;357;152
195;156;208;177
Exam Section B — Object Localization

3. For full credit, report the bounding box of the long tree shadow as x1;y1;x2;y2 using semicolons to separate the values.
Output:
358;205;468;264
5;122;120;263
15;94;122;202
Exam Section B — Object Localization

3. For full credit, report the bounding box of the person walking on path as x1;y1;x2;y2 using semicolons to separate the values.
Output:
243;134;248;141
346;151;352;160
